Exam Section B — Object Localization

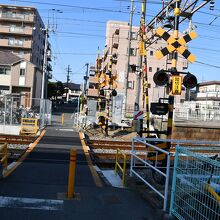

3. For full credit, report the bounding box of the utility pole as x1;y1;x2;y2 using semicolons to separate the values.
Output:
122;0;135;120
166;0;181;150
134;0;147;137
41;27;48;100
84;63;89;94
66;65;72;88
65;65;72;102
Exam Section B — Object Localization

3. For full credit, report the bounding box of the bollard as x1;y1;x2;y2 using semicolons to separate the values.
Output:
67;149;77;199
61;113;64;126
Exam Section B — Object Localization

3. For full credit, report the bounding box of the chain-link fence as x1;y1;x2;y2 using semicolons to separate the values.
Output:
170;146;220;220
0;96;52;129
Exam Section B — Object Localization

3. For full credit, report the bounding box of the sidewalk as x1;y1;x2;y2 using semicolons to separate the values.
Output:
0;113;160;220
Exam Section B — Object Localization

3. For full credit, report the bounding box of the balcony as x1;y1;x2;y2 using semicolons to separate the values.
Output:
0;26;33;35
0;13;34;23
47;49;52;61
47;63;52;71
89;75;99;84
112;35;119;49
0;39;32;49
47;71;52;79
115;28;119;35
87;88;99;97
112;53;118;64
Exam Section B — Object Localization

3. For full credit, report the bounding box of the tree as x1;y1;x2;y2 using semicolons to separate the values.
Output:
48;81;65;99
48;82;57;99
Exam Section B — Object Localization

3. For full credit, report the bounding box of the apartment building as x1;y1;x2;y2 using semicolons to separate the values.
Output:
195;81;220;106
0;51;42;104
88;20;188;121
0;4;52;73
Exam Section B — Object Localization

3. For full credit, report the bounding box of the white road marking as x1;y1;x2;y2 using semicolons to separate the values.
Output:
0;196;63;211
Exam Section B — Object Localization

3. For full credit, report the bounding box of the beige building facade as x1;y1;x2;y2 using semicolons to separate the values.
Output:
0;51;42;105
0;4;51;73
88;20;188;121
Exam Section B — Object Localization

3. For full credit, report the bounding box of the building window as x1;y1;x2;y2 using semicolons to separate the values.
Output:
149;67;152;72
150;51;153;56
127;81;134;89
128;48;137;56
20;68;25;76
129;64;137;73
168;53;178;60
0;66;11;75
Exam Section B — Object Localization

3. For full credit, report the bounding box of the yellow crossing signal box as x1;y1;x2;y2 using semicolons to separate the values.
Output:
171;75;182;95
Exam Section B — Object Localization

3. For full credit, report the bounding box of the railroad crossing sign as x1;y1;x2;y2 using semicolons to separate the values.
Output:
134;111;144;120
155;27;197;63
171;75;182;95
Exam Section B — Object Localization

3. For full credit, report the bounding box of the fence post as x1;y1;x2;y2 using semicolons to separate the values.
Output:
169;145;180;215
61;113;64;126
130;139;135;176
163;153;171;211
67;149;77;199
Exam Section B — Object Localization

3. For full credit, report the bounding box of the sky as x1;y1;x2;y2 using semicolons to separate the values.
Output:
2;0;220;85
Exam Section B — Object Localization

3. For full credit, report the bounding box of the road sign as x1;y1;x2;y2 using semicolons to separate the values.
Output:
134;111;144;120
171;75;182;95
155;27;197;63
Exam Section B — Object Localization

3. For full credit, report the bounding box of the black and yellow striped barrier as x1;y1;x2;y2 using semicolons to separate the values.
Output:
155;27;197;63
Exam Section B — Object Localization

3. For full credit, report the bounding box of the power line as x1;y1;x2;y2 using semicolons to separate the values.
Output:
195;61;220;69
11;0;140;15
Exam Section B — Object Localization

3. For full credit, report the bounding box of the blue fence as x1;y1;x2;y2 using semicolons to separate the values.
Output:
170;146;220;220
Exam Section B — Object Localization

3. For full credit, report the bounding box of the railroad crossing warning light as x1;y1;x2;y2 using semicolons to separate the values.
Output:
183;73;197;89
210;0;215;10
111;89;117;97
98;116;105;126
153;70;169;86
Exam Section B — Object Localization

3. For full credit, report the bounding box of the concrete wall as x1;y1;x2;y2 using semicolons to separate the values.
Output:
172;125;220;142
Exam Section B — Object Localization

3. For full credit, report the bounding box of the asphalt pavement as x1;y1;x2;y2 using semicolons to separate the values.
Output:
0;112;160;220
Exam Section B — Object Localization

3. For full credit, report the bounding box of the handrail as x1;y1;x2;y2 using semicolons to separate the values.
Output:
114;148;127;187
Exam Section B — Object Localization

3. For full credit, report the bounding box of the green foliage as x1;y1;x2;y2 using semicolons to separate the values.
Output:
48;81;65;99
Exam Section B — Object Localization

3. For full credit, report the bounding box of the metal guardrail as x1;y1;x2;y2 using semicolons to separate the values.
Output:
170;146;220;220
114;148;127;187
130;137;171;211
0;143;8;175
20;118;38;135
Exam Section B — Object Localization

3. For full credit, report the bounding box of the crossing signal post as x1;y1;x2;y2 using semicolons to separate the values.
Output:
96;54;117;136
153;0;198;153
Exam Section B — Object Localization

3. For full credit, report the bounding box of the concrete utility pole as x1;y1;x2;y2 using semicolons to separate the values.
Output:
41;27;48;99
122;0;135;119
84;63;89;94
166;0;181;149
66;65;72;102
66;65;72;88
134;0;147;137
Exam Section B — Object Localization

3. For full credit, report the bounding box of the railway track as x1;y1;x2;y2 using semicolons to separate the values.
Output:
86;139;218;163
0;135;37;145
86;139;166;161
